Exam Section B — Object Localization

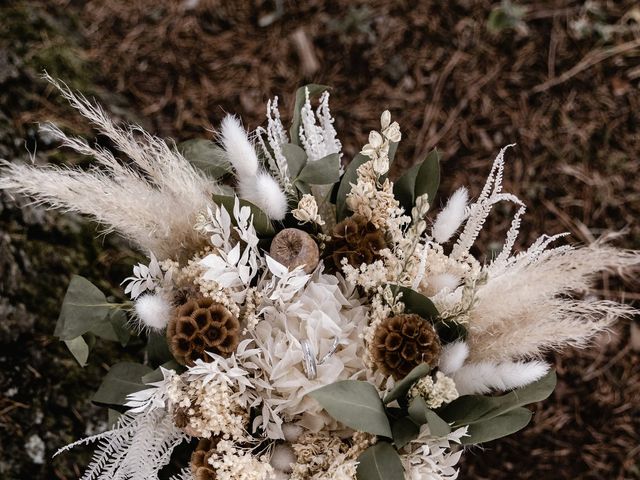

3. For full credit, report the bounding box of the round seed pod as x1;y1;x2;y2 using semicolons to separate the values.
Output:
372;314;441;380
190;437;219;480
269;228;319;274
167;297;240;366
326;215;386;271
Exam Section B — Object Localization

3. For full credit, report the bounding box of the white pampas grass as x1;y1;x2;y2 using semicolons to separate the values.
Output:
432;187;469;243
0;75;221;260
219;115;288;220
452;360;550;395
438;341;469;375
134;293;172;331
468;242;640;361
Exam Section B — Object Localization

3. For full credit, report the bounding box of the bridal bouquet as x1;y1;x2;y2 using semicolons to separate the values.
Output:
2;77;638;480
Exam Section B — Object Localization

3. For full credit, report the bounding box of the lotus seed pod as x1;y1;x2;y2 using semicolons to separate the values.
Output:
269;228;319;274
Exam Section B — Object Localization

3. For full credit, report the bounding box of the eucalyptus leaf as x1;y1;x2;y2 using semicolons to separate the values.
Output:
64;336;90;367
141;360;182;384
289;84;330;146
414;149;441;207
389;285;439;320
335;153;368;221
393;149;440;213
408;397;451;437
211;194;275;237
384;363;432;404
439;370;557;427
356;442;405;480
461;407;532;445
55;275;112;341
90;309;130;346
388;141;399;164
108;408;123;428
281;143;307;179
296;153;341;185
92;362;153;407
309;380;392;438
146;330;173;368
392;417;420;449
178;139;230;179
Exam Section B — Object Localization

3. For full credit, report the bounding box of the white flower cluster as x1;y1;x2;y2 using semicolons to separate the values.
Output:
401;426;468;480
292;194;325;226
208;439;275;480
409;371;459;410
360;110;402;176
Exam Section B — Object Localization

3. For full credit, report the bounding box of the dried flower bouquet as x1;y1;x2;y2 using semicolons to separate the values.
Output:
1;77;638;480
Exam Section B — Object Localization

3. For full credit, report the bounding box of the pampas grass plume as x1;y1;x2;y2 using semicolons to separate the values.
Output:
432;187;469;243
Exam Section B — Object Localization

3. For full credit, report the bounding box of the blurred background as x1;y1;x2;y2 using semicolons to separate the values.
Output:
0;0;638;478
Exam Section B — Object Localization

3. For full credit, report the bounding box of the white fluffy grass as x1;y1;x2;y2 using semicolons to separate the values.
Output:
468;242;640;361
431;187;469;244
452;360;550;395
0;75;221;260
219;114;288;220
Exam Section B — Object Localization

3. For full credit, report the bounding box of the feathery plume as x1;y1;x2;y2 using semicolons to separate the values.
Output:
219;115;259;178
0;75;221;260
467;242;640;361
438;341;469;375
219;115;288;220
431;187;469;244
452;360;550;395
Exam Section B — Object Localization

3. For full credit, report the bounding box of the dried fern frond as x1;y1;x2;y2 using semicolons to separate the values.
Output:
55;410;188;480
0;74;222;260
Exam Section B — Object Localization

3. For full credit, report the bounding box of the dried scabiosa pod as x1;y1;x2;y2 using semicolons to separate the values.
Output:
372;313;441;380
269;228;319;274
326;214;387;271
166;297;240;366
190;437;220;480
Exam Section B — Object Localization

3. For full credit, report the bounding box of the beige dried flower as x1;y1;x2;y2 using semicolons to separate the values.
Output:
292;194;325;226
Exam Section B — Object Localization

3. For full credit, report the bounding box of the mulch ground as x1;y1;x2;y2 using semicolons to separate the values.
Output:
1;0;638;478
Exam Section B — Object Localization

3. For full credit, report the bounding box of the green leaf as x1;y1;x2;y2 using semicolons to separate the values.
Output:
296;153;341;185
55;275;112;340
64;336;90;367
309;380;392;438
384;363;432;404
178;139;230;178
141;360;182;384
392;417;420;449
146;330;173;368
408;397;451;437
289;84;330;146
281;143;307;179
414;149;441;206
389;285;439;320
461;407;532;445
439;370;557;427
92;362;153;407
393;149;440;213
356;442;405;480
211;194;275;237
388;141;399;164
108;408;123;428
335;153;368;221
90;309;131;347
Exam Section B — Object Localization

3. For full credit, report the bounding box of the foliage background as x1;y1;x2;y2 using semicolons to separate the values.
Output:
0;0;638;478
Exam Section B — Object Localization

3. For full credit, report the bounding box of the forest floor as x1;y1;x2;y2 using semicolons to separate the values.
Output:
0;1;639;478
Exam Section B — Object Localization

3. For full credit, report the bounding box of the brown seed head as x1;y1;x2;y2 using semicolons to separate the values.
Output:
269;228;319;274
